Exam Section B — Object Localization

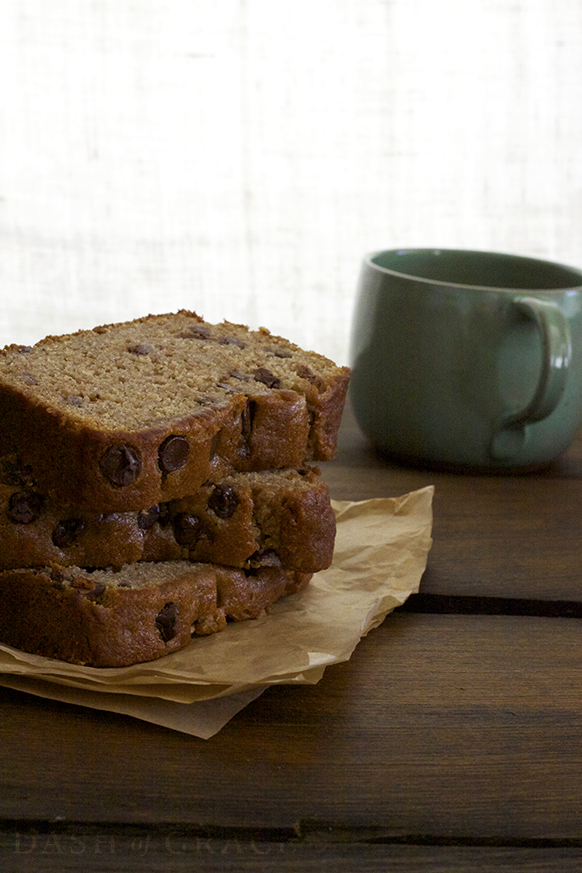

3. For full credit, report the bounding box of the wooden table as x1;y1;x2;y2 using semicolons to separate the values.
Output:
2;400;582;872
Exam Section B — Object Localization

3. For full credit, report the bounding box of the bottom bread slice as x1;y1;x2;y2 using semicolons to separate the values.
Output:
0;561;312;667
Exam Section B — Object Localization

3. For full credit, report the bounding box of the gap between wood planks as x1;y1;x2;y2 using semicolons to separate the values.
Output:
401;593;582;618
3;819;582;848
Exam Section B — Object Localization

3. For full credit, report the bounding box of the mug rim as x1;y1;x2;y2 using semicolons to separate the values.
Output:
365;247;582;293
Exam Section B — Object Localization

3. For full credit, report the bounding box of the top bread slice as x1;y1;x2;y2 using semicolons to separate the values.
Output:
0;311;350;511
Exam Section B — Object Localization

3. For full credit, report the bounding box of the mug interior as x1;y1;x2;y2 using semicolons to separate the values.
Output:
370;249;582;291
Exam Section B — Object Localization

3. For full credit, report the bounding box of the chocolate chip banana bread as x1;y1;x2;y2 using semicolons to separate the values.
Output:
0;455;335;573
0;560;312;667
142;466;336;572
0;311;350;512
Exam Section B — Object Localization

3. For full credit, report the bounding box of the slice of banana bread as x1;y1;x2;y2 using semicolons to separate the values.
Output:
0;456;335;573
0;560;312;667
0;311;349;511
144;466;336;572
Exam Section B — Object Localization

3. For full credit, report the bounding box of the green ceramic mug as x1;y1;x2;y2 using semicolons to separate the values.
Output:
349;248;582;470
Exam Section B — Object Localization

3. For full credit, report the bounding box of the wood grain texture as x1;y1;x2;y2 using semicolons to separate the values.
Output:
1;834;582;873
2;613;582;841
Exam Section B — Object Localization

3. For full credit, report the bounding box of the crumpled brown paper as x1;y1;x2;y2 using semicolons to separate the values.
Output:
0;486;434;737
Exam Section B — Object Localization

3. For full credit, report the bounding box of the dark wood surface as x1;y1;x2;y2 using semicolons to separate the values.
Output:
2;399;582;871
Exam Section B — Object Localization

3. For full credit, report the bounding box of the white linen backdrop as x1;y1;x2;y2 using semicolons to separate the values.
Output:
1;0;581;365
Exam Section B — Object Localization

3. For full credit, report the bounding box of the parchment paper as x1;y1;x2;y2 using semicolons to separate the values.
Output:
0;486;434;737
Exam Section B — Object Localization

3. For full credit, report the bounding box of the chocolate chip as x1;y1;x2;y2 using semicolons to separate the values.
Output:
66;395;83;407
218;336;246;349
17;345;33;354
20;372;38;386
253;367;281;389
178;326;212;340
229;370;250;382
248;548;280;568
52;518;86;549
83;581;106;602
155;602;179;642
137;505;160;530
128;343;153;355
208;484;239;519
173;512;206;547
238;400;256;458
158;435;190;474
267;348;292;358
295;363;326;391
99;445;142;487
8;491;44;524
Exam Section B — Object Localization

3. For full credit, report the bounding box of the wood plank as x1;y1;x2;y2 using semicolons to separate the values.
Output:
2;613;582;840
1;831;582;873
323;401;582;601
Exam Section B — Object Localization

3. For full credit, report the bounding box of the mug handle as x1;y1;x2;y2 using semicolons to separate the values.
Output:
490;296;572;460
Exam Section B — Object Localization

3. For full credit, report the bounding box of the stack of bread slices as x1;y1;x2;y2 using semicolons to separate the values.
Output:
0;311;350;666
